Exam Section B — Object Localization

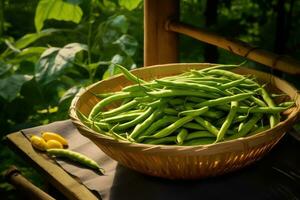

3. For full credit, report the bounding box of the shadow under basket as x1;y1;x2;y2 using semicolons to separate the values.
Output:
69;63;300;179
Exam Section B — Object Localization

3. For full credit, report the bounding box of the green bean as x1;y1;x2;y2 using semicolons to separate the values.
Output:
92;121;111;132
240;89;267;107
185;131;215;140
183;138;215;146
194;117;219;136
137;116;179;141
176;128;188;145
271;93;289;98
226;114;263;140
129;109;163;139
108;128;128;141
219;78;247;90
77;112;111;133
147;89;220;99
100;99;139;118
94;92;119;98
239;83;259;89
89;92;142;119
174;105;187;111
200;62;246;72
142;115;194;139
278;101;295;107
183;80;223;87
47;149;104;173
182;122;206;130
178;106;209;117
122;82;160;92
76;110;91;125
203;110;225;119
206;69;254;85
186;96;206;103
260;88;280;128
250;96;267;107
120;97;133;105
215;105;289;114
114;107;154;131
183;103;224;118
195;92;253;108
100;112;143;123
144;136;177;145
163;107;178;115
216;101;238;142
114;64;146;84
155;79;224;94
169;98;185;105
237;122;245;132
183;76;232;83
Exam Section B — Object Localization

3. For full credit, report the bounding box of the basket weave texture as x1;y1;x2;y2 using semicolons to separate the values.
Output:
69;63;300;179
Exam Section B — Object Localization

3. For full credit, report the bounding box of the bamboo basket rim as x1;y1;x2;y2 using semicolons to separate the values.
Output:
69;63;300;153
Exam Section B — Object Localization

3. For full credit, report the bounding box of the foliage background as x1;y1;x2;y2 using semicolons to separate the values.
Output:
1;0;300;199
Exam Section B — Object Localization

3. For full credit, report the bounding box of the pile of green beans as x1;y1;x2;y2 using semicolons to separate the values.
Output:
79;64;295;146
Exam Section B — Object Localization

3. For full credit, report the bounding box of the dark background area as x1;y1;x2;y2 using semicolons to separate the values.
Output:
0;0;300;199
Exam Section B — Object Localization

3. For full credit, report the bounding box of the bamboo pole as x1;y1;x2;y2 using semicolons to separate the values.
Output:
165;20;300;75
5;166;55;200
144;0;179;66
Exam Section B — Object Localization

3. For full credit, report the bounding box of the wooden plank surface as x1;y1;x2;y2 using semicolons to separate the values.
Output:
6;132;98;200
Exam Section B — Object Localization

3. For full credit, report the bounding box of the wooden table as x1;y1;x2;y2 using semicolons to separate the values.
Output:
6;132;98;200
6;130;300;200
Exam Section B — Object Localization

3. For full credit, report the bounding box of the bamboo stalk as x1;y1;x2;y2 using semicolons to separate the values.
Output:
5;166;55;200
165;20;300;75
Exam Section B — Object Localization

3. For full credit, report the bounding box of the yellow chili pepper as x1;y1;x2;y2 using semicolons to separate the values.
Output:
30;135;48;151
42;132;68;147
46;139;63;149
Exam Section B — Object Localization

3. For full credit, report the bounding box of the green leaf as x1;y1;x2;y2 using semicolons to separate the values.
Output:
14;29;60;49
119;0;142;11
109;15;129;34
35;0;83;32
95;15;128;46
103;54;136;79
11;47;47;64
113;34;138;56
0;74;32;102
64;0;82;4
0;61;12;76
35;43;87;85
103;0;117;11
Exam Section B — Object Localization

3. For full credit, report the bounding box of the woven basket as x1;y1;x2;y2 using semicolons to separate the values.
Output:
69;63;300;179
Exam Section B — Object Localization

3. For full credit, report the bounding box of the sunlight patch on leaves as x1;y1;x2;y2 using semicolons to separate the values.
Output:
119;0;142;11
14;29;60;49
35;0;83;32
